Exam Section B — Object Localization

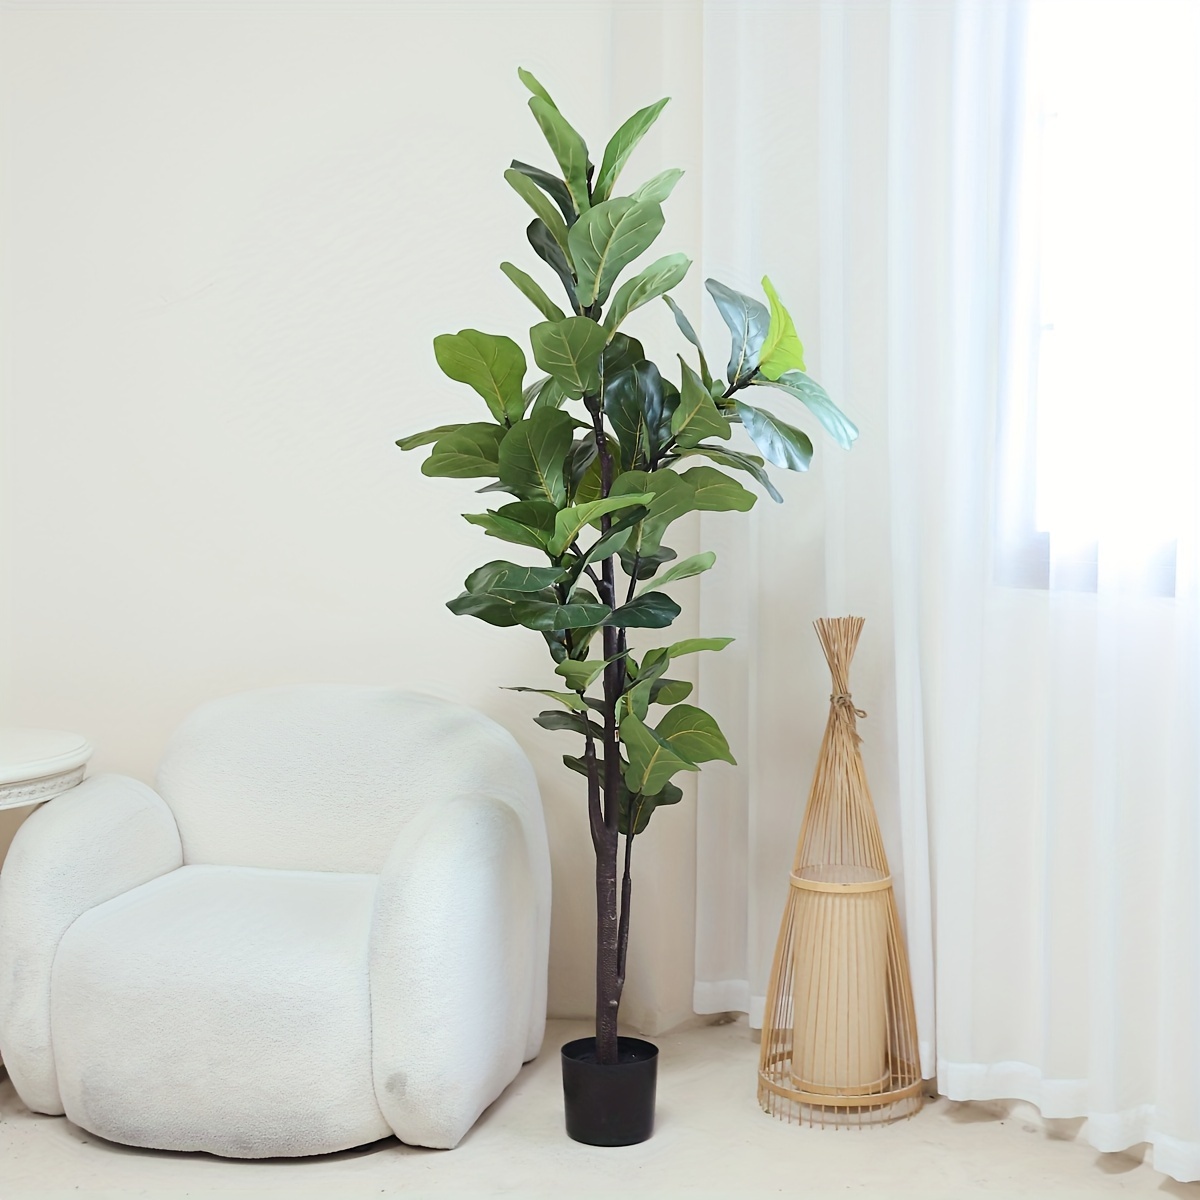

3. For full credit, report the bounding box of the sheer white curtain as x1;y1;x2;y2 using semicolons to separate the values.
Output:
692;0;1200;1182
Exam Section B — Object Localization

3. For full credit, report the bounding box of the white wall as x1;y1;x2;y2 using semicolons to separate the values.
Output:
0;0;708;1034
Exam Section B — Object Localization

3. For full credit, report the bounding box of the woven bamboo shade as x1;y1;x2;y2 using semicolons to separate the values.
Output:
758;617;923;1127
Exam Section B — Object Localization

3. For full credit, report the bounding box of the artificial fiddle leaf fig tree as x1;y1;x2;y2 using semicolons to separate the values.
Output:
398;71;857;1073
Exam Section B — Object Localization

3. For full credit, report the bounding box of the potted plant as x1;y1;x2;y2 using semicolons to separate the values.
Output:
397;69;857;1146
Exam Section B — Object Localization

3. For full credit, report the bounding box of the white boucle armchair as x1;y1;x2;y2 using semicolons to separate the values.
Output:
0;686;550;1157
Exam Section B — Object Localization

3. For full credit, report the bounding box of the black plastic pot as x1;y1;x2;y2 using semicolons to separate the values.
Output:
560;1036;659;1146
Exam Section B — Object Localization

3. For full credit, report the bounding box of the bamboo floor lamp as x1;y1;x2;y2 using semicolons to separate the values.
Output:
758;617;923;1127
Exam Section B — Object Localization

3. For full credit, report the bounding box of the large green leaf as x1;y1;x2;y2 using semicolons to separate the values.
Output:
530;316;609;398
529;96;590;216
421;423;506;478
757;275;807;379
548;493;655;556
611;469;697;556
603;590;681;628
504;170;573;263
500;262;566;323
664;635;735;658
527;219;579;312
569;198;665;307
705;278;770;386
636;550;715;594
671;359;730;447
678;465;756;512
463;499;559;550
619;778;683;837
464;560;564;594
632;168;684;206
592;97;669;203
509;158;575;224
620;711;698;795
655;703;736;764
565;432;598;497
603;360;668;472
735;402;813;472
395;423;464;452
554;658;609;691
446;590;528;627
650;678;693;705
497;409;574;505
507;686;588;712
753;371;859;449
535;709;604;738
433;330;527;425
603;253;691;334
511;598;612;630
663;295;711;387
675;445;784;503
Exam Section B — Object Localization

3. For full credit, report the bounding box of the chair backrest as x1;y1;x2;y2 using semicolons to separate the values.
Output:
156;686;541;874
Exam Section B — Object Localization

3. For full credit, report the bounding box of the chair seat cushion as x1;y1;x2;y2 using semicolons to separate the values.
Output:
50;865;390;1157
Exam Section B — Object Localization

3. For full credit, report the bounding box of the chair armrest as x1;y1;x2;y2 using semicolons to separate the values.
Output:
0;773;182;1114
369;792;546;1149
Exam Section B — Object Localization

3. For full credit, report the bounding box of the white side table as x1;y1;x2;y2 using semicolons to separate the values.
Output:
0;729;94;813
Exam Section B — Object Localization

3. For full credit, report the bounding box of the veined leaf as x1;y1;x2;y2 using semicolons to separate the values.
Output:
675;444;784;503
446;589;529;627
705;278;770;386
500;262;567;323
620;542;676;580
593;97;669;203
757;275;807;379
753;371;859;449
655;703;736;765
463;499;558;550
506;686;588;712
735;402;813;472
603;590;681;629
497;409;574;506
433;330;527;424
603;253;691;334
664;636;735;658
603;359;669;472
517;68;558;110
620;711;698;795
678;465;756;512
650;678;693;705
636;550;715;595
464;560;564;594
632;168;684;206
554;658;609;691
421;423;506;478
611;468;697;556
395;423;464;451
527;219;580;312
619;778;683;837
569;197;665;307
509;158;575;224
535;709;604;738
671;358;730;447
663;295;711;387
548;492;655;556
511;598;612;631
504;170;572;263
529;96;590;216
530;316;609;398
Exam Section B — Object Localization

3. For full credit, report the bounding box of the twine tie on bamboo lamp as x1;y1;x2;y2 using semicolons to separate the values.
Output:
758;617;923;1128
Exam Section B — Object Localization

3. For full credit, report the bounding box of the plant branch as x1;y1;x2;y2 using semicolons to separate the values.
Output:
615;826;636;991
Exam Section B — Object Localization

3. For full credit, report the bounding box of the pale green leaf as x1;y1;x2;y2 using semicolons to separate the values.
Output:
500;261;567;323
753;370;859;449
735;402;814;472
636;550;716;595
603;253;691;334
757;275;808;379
593;97;669;203
705;278;770;386
632;168;684;206
548;492;654;556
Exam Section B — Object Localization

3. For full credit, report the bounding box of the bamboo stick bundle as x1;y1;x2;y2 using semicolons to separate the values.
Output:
757;617;923;1127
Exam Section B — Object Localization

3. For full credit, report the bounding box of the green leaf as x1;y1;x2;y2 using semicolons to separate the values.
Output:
523;374;567;414
705;278;770;386
664;636;735;658
655;703;736;765
497;409;574;505
672;359;731;447
631;168;684;206
735;402;813;472
753;371;859;449
433;330;527;424
757;275;807;379
636;551;715;595
517;68;558;110
593;97;669;203
511;599;612;630
507;686;588;712
565;431;597;496
530;316;609;398
395;423;463;451
620;711;698;795
529;96;590;216
554;658;609;691
678;465;756;512
548;493;655;556
463;499;558;550
676;445;784;503
569;198;665;307
619;778;683;837
421;423;506;478
527;219;579;312
509;159;576;224
500;261;567;323
663;295;711;387
464;560;564;594
504;171;573;263
603;253;691;334
535;709;604;738
612;469;697;556
604;590;681;629
650;678;693;705
603;360;670;472
620;542;676;580
446;589;529;627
